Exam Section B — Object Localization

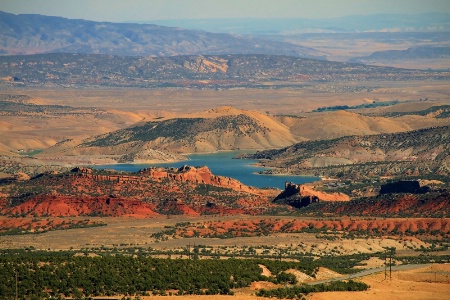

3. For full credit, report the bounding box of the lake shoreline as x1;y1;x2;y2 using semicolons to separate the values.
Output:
93;151;320;189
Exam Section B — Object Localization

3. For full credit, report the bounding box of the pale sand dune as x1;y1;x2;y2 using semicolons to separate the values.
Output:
184;105;297;143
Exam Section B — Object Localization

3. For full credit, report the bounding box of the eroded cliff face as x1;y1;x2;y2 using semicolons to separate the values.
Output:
3;195;158;217
0;166;279;217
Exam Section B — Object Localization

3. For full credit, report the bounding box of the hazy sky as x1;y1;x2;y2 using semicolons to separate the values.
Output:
1;0;450;22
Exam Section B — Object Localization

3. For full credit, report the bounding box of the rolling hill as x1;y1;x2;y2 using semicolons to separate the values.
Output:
34;104;450;166
39;106;297;163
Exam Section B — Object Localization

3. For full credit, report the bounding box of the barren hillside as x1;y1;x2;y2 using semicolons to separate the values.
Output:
246;125;450;179
36;106;298;163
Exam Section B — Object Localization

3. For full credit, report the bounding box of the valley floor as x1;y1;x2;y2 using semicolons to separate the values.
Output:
2;215;449;299
1;215;448;257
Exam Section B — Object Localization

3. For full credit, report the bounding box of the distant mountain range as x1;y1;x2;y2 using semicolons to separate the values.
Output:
0;11;320;58
150;13;450;35
352;46;450;62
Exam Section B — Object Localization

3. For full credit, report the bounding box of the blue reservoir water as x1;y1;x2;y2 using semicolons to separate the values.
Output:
94;151;319;189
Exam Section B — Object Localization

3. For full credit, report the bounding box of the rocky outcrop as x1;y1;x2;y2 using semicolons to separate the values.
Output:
380;180;430;194
139;165;264;195
156;198;200;217
274;182;350;208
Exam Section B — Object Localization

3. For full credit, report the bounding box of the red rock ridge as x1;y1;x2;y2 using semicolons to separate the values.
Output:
171;218;450;238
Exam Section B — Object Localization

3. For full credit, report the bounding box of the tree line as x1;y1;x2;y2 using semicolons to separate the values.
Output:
0;249;313;299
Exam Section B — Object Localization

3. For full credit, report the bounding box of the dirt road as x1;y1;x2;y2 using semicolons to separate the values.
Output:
308;263;432;285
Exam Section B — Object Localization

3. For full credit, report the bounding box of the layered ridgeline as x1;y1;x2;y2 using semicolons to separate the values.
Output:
2;53;449;88
0;11;318;58
352;46;450;63
246;125;450;179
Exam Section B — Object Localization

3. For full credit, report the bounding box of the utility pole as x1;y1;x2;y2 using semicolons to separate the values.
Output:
187;243;191;260
389;253;392;280
15;269;18;300
383;247;395;281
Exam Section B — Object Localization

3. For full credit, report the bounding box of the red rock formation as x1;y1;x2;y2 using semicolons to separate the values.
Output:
139;165;265;195
169;217;450;238
323;191;450;217
0;166;279;218
274;182;350;208
3;195;159;217
299;184;350;201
